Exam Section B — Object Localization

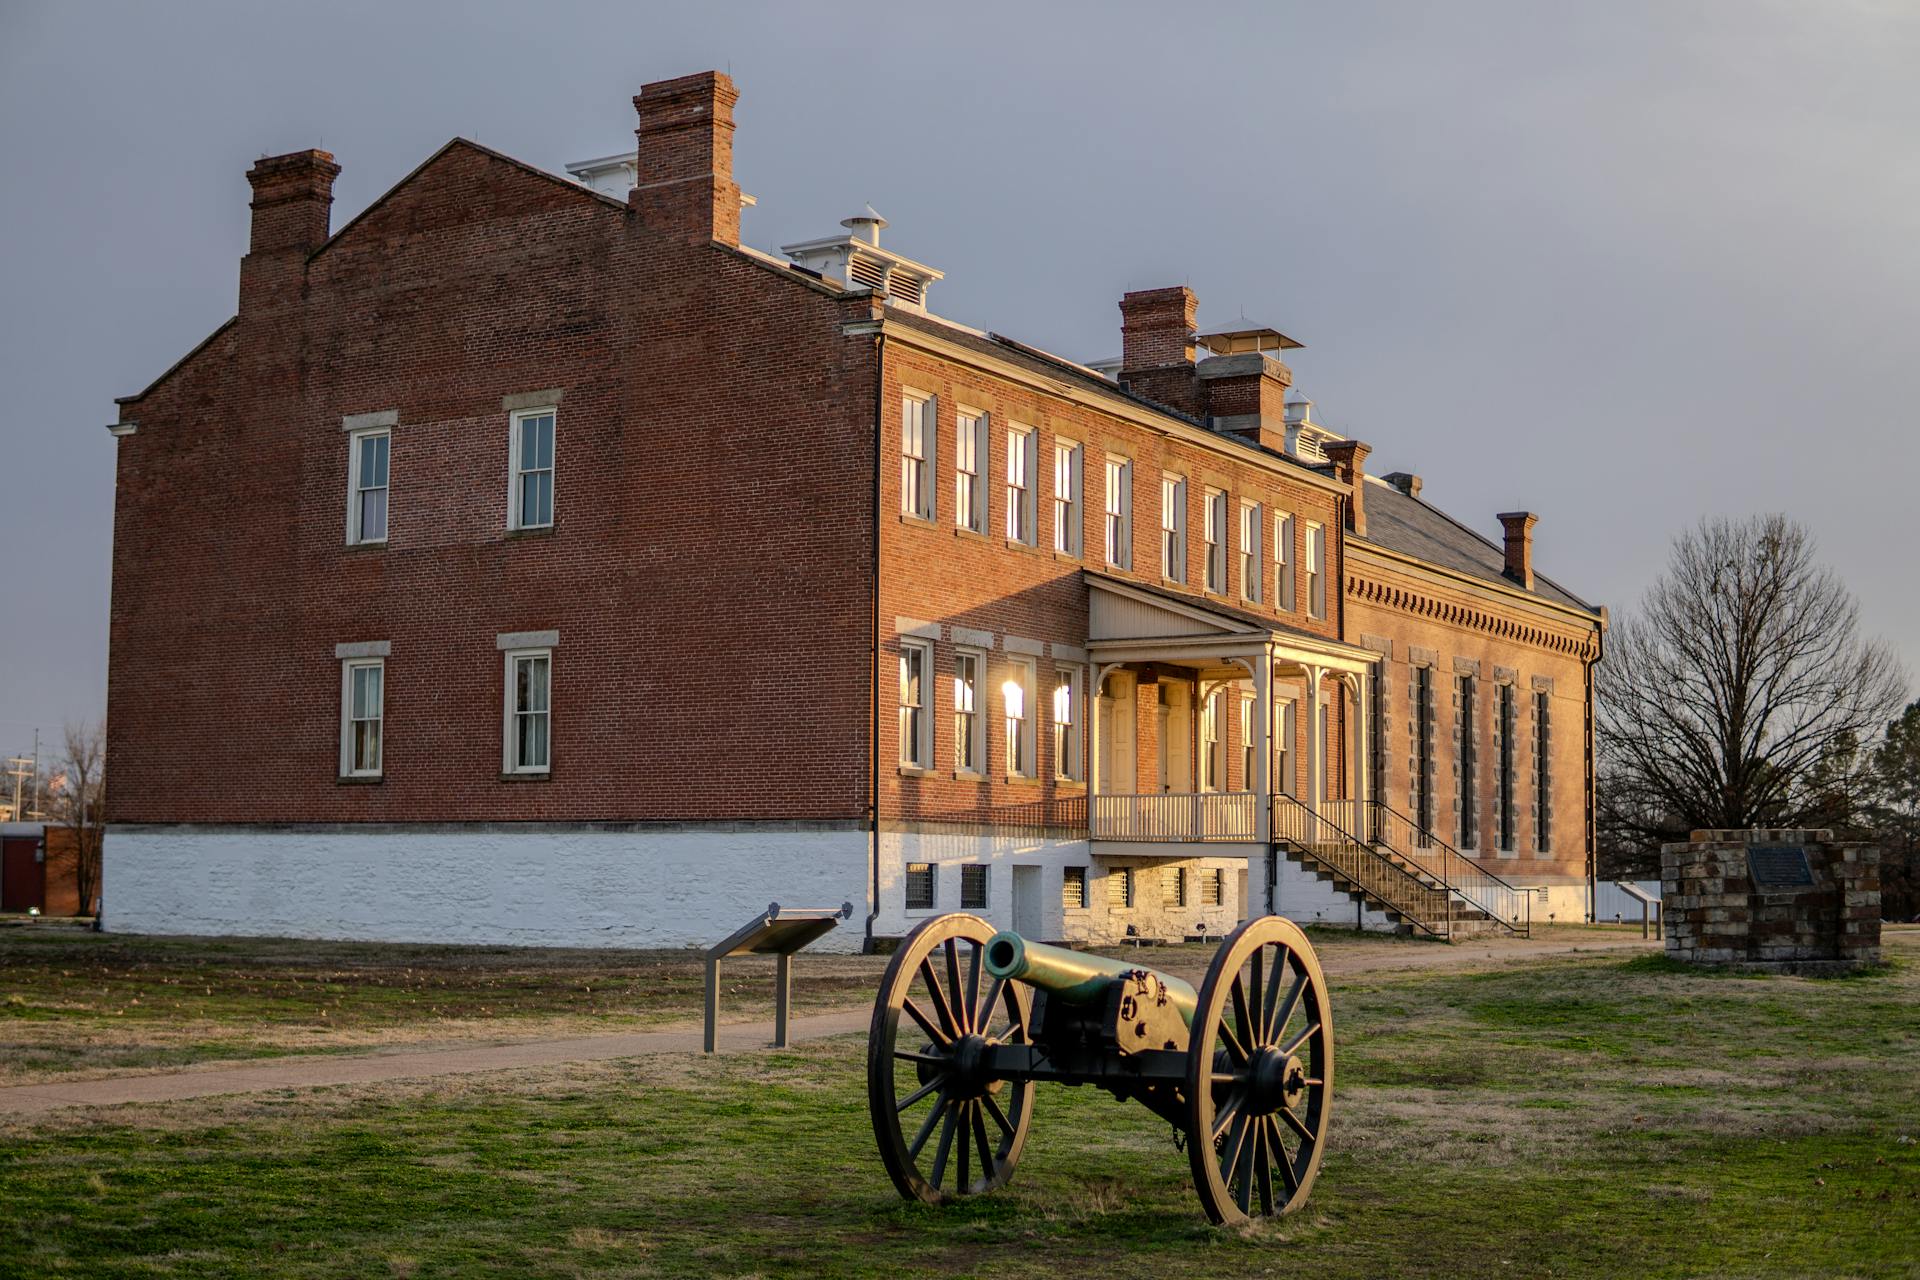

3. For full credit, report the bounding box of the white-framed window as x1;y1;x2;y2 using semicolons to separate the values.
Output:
954;648;985;775
1239;501;1262;602
1104;456;1132;568
1052;664;1083;781
339;658;384;776
961;863;989;911
899;639;933;769
1004;655;1036;777
1063;865;1088;910
901;393;934;520
346;429;389;545
955;408;985;532
1052;440;1082;556
1240;690;1257;792
1006;425;1036;543
1305;522;1326;619
1111;866;1135;909
508;409;556;530
1201;688;1224;791
503;649;551;773
1275;512;1296;611
1161;474;1187;581
1204;489;1229;593
1163;865;1187;908
905;862;936;912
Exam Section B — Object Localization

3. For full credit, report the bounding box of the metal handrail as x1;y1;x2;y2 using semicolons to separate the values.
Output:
1271;796;1459;939
1321;799;1530;938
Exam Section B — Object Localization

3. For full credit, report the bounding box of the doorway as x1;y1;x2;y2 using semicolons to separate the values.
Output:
1011;865;1043;938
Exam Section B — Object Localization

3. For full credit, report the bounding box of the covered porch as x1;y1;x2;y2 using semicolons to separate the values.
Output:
1083;574;1380;851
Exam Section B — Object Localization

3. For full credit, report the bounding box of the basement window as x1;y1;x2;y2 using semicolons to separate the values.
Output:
1062;866;1087;911
1164;866;1187;908
1200;868;1223;908
961;864;989;911
905;862;936;912
1111;866;1135;909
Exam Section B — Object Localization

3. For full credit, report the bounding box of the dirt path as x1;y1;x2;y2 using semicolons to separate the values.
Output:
0;930;1662;1118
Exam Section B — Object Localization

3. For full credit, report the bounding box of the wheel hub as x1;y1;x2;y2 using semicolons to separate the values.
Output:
1244;1047;1307;1116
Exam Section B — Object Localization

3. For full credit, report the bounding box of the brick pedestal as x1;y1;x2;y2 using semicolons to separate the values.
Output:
1661;828;1881;973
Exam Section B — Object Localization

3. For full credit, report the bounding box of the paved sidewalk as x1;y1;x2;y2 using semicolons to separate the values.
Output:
0;1009;872;1119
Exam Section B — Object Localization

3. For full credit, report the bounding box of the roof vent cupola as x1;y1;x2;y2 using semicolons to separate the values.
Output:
780;207;942;311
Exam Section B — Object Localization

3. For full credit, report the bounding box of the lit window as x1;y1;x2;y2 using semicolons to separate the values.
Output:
1161;474;1186;581
509;410;555;530
339;658;383;776
1104;457;1132;568
504;650;551;773
1305;522;1326;619
955;409;985;532
899;640;932;768
1204;489;1228;593
347;429;389;545
1276;699;1295;795
1006;426;1036;543
1240;690;1257;792
961;864;989;911
1239;502;1262;602
1004;658;1035;777
1062;865;1087;910
1053;440;1082;555
905;862;936;912
901;394;933;520
1201;688;1224;792
954;649;984;774
1275;512;1296;611
1052;666;1082;781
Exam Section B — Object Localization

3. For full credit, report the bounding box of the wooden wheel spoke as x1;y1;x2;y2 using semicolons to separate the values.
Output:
982;1090;1015;1141
893;1047;949;1065
1248;950;1266;1044
1275;1124;1302;1195
1219;1112;1252;1183
1281;1019;1321;1056
1254;1116;1275;1215
1231;1116;1257;1213
1280;1104;1315;1144
972;1098;996;1180
1268;968;1305;1047
978;975;1007;1041
943;940;969;1035
965;942;982;1037
1217;1011;1251;1064
909;1094;950;1161
895;1074;947;1114
929;1105;958;1187
919;960;961;1039
955;1100;972;1191
1230;975;1256;1054
1210;1093;1245;1142
901;997;952;1048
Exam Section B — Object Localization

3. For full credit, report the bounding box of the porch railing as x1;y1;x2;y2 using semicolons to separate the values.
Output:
1319;798;1531;937
1090;791;1260;842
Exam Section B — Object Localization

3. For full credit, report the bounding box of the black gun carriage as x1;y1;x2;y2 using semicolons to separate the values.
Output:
866;913;1333;1224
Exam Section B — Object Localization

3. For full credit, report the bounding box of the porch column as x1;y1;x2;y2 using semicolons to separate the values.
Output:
1253;650;1272;844
1303;666;1323;813
1353;671;1371;839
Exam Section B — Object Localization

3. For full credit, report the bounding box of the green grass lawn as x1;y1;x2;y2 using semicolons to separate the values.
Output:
3;936;1915;1278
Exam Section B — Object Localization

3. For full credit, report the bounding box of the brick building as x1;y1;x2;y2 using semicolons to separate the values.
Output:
103;71;1604;950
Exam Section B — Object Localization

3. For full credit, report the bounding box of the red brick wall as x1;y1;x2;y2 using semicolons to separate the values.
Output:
874;341;1346;822
107;143;878;824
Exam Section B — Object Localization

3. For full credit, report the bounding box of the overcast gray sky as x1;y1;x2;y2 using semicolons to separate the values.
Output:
2;0;1915;759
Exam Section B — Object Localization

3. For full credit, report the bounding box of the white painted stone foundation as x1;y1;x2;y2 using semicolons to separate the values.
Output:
104;825;871;952
1269;852;1400;932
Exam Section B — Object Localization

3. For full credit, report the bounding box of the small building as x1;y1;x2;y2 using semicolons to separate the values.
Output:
102;71;1603;951
1;824;94;917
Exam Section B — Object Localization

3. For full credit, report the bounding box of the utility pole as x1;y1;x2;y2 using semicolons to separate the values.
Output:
30;728;41;821
4;754;31;822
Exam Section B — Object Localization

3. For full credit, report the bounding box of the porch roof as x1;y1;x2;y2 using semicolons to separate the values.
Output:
1083;571;1377;675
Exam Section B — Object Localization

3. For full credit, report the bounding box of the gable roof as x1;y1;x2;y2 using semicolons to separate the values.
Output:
1358;477;1597;614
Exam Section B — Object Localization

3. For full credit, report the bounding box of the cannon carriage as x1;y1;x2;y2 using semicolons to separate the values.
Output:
866;913;1333;1224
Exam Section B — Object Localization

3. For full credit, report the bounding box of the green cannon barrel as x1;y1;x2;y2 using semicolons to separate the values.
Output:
983;931;1199;1026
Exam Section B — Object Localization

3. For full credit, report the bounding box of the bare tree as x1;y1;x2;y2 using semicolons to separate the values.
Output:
45;721;106;916
1597;515;1906;847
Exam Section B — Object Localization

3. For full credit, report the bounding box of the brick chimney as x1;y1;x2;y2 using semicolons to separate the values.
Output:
1382;471;1422;499
1118;287;1203;418
240;149;339;312
631;71;742;246
1325;441;1372;538
1498;511;1539;590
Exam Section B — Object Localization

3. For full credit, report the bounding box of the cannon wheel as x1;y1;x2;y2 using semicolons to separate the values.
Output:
868;912;1035;1204
1185;916;1333;1224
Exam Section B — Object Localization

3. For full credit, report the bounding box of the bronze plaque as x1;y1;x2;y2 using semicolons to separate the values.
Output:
1748;846;1814;888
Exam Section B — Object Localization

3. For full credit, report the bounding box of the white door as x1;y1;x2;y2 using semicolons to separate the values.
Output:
1166;684;1193;792
1012;865;1043;938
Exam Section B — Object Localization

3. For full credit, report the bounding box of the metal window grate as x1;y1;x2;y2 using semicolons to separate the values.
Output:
905;862;935;912
961;864;989;911
1062;865;1087;910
